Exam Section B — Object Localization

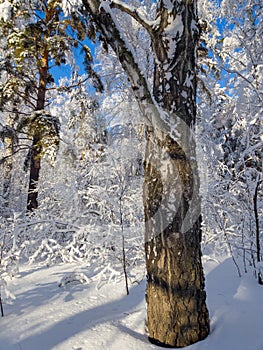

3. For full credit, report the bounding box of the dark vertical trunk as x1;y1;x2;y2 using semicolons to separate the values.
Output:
144;131;210;346
143;1;209;347
26;134;42;211
26;11;49;212
143;109;210;348
26;74;46;212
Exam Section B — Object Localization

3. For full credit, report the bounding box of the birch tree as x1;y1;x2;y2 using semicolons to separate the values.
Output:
80;0;210;347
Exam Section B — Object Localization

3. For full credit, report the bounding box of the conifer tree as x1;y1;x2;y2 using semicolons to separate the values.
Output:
0;0;102;211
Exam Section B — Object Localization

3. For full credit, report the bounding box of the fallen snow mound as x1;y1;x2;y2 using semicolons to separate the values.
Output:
58;271;90;287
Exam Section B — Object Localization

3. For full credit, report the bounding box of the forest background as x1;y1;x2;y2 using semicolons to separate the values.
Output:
0;0;262;346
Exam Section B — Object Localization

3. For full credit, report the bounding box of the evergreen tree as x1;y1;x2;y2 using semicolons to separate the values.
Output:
0;0;102;211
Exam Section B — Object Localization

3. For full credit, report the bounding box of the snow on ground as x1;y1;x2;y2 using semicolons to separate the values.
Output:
0;257;263;350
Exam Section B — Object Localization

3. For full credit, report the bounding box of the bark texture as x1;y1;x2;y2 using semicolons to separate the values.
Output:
26;6;50;212
26;134;42;211
82;0;210;347
143;2;209;346
143;127;209;347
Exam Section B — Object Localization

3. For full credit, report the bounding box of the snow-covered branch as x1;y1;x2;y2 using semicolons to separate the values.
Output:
82;0;166;129
102;0;156;34
217;63;263;103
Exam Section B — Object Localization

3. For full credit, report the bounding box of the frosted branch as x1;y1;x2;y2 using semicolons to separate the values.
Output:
102;0;156;34
217;63;263;103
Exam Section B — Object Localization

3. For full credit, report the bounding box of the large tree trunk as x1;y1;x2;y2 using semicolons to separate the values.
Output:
26;15;49;212
143;1;209;346
82;0;209;347
144;128;209;347
26;134;42;211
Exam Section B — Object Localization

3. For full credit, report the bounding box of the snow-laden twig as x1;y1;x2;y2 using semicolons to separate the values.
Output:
93;264;121;290
102;0;159;33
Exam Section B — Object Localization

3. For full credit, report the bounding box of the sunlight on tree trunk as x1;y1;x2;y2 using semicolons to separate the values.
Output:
82;0;210;347
144;130;209;347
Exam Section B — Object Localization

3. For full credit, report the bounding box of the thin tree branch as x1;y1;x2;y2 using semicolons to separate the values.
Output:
1;107;32;116
82;0;167;131
14;91;37;109
47;76;90;92
0;146;30;165
217;63;263;102
103;0;156;34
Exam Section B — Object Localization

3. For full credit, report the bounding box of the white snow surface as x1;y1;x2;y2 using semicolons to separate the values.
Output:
0;257;263;350
0;0;11;21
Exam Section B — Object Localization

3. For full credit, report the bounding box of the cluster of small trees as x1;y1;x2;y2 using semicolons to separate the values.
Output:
198;0;263;282
0;0;262;347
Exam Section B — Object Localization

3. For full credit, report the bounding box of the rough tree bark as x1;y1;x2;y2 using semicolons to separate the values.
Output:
144;2;209;347
26;133;43;211
26;6;51;212
82;0;210;347
26;75;47;211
